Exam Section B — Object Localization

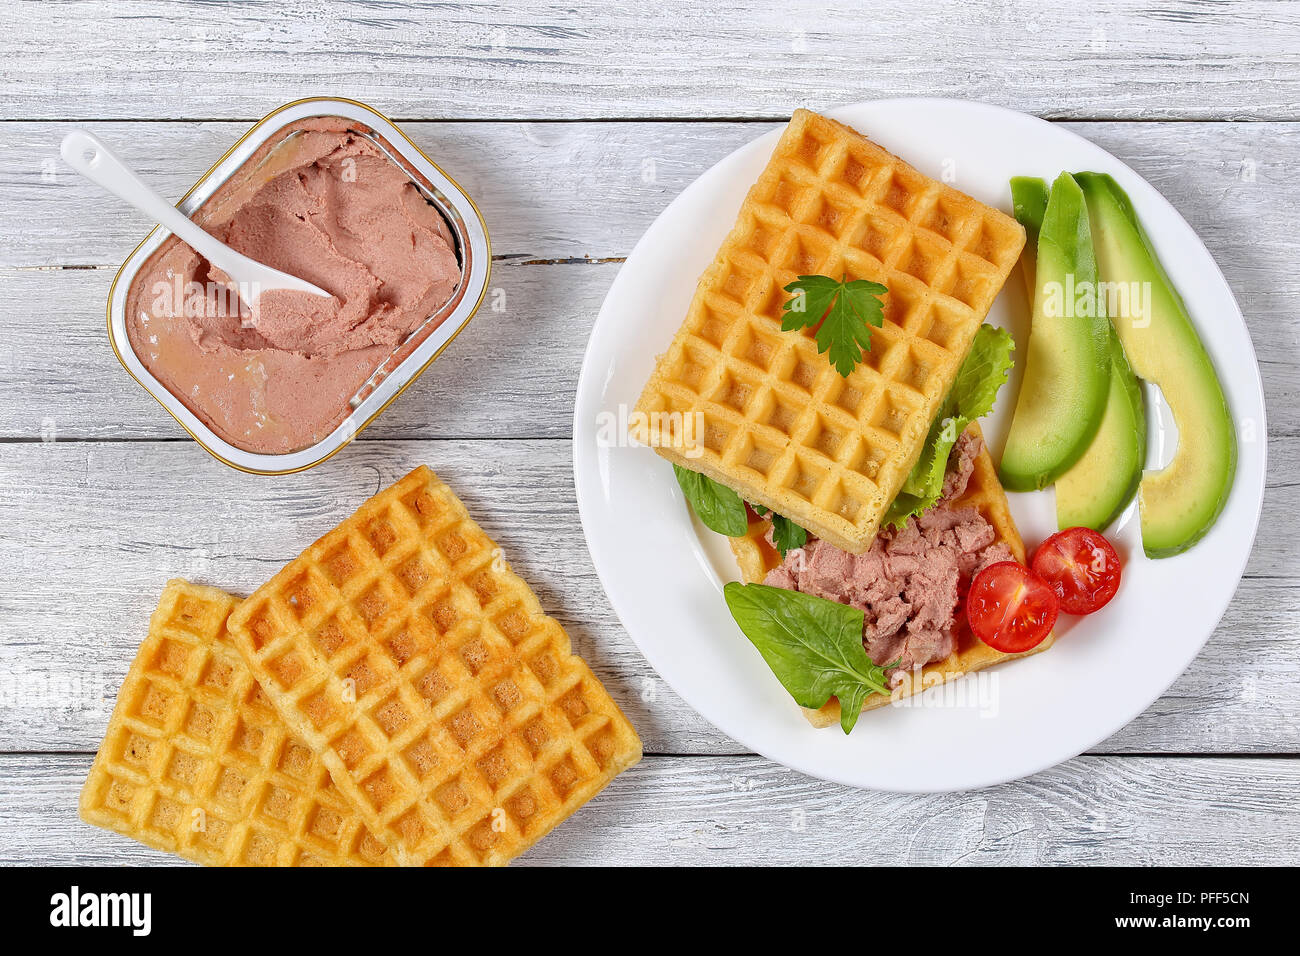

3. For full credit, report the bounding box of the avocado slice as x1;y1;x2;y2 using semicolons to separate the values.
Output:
999;172;1112;492
1010;176;1050;295
1075;172;1236;557
1011;176;1146;531
1056;331;1146;530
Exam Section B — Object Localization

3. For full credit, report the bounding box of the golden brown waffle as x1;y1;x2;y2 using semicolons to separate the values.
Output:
227;466;642;866
80;580;393;866
730;423;1055;727
634;108;1024;553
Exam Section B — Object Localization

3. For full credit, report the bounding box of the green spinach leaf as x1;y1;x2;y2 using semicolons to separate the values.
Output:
674;465;748;536
723;582;894;733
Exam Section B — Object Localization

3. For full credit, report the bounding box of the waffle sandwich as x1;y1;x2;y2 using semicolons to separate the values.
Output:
80;580;393;866
226;466;642;866
633;108;1025;553
730;423;1055;727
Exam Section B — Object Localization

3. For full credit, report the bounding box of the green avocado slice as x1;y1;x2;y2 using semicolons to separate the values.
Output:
1074;172;1236;557
999;172;1112;492
1010;176;1050;281
1011;177;1147;531
1055;330;1146;531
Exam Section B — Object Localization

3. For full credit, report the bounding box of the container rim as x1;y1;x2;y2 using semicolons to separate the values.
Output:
104;95;492;475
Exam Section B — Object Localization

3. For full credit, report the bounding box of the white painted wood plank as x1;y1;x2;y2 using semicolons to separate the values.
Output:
3;120;1296;267
1;120;727;266
0;439;1294;755
0;121;1292;441
0;262;615;441
3;753;1297;865
0;437;720;755
0;261;1293;445
3;1;1300;121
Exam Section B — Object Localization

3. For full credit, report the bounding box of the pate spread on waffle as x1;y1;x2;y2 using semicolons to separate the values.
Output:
80;580;393;865
730;423;1055;727
634;108;1025;553
226;466;642;866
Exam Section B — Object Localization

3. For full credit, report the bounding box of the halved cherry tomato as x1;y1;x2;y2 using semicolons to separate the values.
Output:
966;561;1059;653
1031;527;1122;615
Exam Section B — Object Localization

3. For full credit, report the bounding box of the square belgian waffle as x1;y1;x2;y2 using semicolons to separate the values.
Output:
80;580;392;866
227;466;642;866
633;108;1024;553
729;423;1055;727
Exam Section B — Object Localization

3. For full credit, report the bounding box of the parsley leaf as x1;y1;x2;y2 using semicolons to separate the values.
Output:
770;514;808;556
723;582;895;733
782;274;887;377
745;503;808;556
673;465;748;536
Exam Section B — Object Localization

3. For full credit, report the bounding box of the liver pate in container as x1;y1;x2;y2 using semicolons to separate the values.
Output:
106;97;490;474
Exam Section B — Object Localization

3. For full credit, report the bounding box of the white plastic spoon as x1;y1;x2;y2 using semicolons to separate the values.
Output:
60;129;332;306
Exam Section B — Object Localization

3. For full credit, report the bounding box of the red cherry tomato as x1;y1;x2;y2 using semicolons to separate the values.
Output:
1031;527;1123;615
966;561;1059;653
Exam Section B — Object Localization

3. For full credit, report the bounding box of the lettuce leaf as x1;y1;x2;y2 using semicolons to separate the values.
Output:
882;324;1015;529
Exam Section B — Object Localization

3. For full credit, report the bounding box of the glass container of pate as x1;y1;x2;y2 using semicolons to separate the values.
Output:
106;96;491;474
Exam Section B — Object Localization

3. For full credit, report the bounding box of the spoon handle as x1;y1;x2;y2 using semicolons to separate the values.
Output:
61;130;248;272
60;130;331;299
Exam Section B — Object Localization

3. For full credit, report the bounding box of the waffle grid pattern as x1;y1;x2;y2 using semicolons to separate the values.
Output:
729;423;1055;727
228;466;641;866
635;109;1024;553
80;580;392;866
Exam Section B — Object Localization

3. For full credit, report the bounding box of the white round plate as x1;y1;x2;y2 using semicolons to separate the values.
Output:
573;99;1266;792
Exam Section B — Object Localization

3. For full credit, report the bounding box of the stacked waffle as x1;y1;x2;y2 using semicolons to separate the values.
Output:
633;108;1024;553
81;466;641;866
633;108;1048;729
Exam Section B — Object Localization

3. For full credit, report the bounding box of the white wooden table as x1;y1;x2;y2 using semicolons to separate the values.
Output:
2;0;1297;865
